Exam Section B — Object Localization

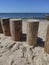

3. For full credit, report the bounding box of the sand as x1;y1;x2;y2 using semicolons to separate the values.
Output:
0;19;49;65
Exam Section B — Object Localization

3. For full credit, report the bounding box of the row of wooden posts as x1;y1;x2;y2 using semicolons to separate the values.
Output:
0;18;49;54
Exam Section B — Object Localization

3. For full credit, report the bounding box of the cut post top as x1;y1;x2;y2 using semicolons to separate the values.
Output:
10;18;22;21
0;18;10;22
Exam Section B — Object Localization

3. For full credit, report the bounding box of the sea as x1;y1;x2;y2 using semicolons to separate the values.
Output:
0;13;49;19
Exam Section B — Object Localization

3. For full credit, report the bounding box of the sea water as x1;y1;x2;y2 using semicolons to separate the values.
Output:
0;13;49;19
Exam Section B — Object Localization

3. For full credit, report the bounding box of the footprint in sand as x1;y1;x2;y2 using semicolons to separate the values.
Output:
11;60;14;65
0;45;3;48
0;55;2;57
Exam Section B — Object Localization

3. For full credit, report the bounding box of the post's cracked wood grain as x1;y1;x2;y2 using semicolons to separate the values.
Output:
44;25;49;54
1;18;11;36
10;19;22;41
27;19;39;46
0;20;3;33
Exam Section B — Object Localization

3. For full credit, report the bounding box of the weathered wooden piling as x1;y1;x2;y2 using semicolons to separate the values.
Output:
10;19;22;41
0;19;3;33
27;19;39;46
1;18;11;36
44;25;49;54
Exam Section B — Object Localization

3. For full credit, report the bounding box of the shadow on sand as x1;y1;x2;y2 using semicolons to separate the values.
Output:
21;34;45;47
37;37;45;47
21;33;27;42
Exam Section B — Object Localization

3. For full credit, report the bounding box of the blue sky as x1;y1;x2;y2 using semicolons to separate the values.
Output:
0;0;49;13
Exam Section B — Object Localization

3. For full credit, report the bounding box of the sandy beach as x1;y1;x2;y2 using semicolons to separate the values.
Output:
0;19;49;65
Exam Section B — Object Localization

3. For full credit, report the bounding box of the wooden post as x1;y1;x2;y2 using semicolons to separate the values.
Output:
1;18;11;36
0;19;3;33
10;19;22;41
44;25;49;54
27;19;39;46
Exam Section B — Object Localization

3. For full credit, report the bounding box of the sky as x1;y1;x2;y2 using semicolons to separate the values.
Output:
0;0;49;13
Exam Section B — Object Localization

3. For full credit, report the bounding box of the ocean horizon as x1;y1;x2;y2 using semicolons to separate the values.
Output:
0;13;49;19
